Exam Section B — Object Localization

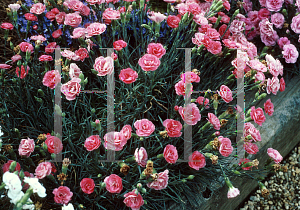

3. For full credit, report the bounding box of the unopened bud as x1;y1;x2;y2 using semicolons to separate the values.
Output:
9;161;17;172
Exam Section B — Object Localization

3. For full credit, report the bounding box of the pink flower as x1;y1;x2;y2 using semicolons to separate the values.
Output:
163;119;182;137
188;3;202;15
271;13;284;29
277;37;290;49
119;68;138;84
267;76;280;95
75;48;89;62
80;5;91;16
45;42;57;54
244;122;261;142
282;44;299;64
280;77;285;92
39;55;53;62
1;23;14;30
207;41;222;54
238;158;252;170
167;15;180;28
80;178;95;194
176;3;189;16
138;54;160;71
11;54;22;63
163;145;178;164
104;174;123;193
205;28;220;40
188;151;206;170
248;60;267;72
8;3;21;11
45;135;63;154
84;135;101;151
0;64;12;69
24;13;38;21
53;186;73;205
123;189;144;210
52;29;62;38
148;12;167;23
244;142;259;154
19;42;34;53
68;0;84;11
46;11;56;21
120;125;132;141
104;132;127;151
42;70;61;89
196;96;209;108
250;106;266;126
103;8;121;20
258;8;270;20
2;160;21;173
193;14;209;26
292;14;300;34
113;40;127;51
218;136;233;157
192;33;211;48
254;72;264;83
147;43;166;59
55;12;66;25
16;65;29;79
164;0;176;2
218;85;233;103
93;56;114;76
61;78;81;100
264;99;274;116
30;3;46;15
18;137;35;157
266;0;284;11
261;31;279;46
62;50;79;60
174;80;193;96
178;103;201;125
147;169;169;190
266;54;283;77
231;58;246;74
207;113;221;130
180;72;200;83
34;162;52;179
227;187;240;198
229;20;244;34
64;12;82;27
86;23;106;37
134;147;148;167
134;119;155;137
267;148;282;164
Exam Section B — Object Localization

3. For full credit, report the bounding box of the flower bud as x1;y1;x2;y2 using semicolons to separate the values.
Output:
135;189;139;195
19;170;25;180
157;154;164;159
187;175;195;180
91;108;96;114
282;9;287;16
257;93;267;100
137;183;142;189
51;153;56;159
141;188;147;194
9;161;17;172
181;179;187;183
38;89;44;97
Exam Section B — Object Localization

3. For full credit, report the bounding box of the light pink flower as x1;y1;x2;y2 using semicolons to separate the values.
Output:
254;72;265;84
176;3;189;16
193;14;209;26
148;12;167;23
75;48;89;62
292;14;300;34
265;0;284;12
93;56;114;76
250;106;266;126
31;35;46;42
271;13;284;29
163;145;178;164
267;148;282;164
134;147;148;167
266;54;283;77
180;72;200;83
104;174;123;193
18;137;35;157
231;58;246;74
53;186;73;205
69;63;82;79
218;136;233;157
8;3;21;11
1;23;14;30
123;190;144;210
55;12;66;25
134;119;155;137
248;60;267;72
178;103;201;125
244;122;261;142
218;85;233;103
282;44;299;64
0;64;12;69
120;125;132;141
229;20;244;35
207;113;221;130
267;76;280;95
207;41;222;54
86;23;106;37
84;135;101;151
147;169;169;190
35;162;52;179
147;43;166;59
103;8;120;20
138;54;160;71
68;0;84;11
104;132;127;151
244;142;259;154
19;42;34;53
264;99;274;116
61;78;81;101
261;31;279;46
227;187;240;198
71;27;86;39
43;70;61;89
174;80;193;96
30;3;46;15
277;37;290;49
163;119;182;137
188;151;206;170
196;96;209;108
11;55;22;63
64;12;82;27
